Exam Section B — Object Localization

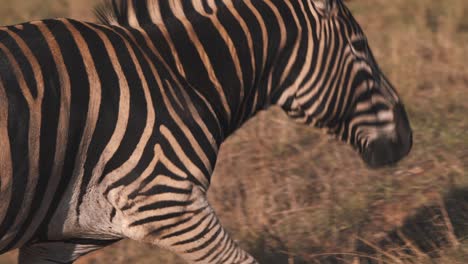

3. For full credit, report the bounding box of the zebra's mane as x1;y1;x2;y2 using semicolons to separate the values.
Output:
95;0;228;27
95;0;130;26
94;0;176;27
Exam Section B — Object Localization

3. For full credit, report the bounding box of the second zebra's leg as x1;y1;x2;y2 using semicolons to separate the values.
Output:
120;186;258;264
18;240;117;264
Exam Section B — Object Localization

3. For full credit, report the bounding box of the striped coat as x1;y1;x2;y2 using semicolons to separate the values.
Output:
0;0;411;263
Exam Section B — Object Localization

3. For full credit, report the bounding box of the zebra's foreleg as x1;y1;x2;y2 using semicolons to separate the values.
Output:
120;186;258;264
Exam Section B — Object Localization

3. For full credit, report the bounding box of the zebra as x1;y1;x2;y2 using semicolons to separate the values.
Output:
0;0;412;263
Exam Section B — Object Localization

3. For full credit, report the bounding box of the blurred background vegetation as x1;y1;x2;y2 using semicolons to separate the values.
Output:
1;0;468;263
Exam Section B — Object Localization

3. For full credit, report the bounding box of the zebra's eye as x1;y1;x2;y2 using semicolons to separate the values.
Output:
351;38;368;54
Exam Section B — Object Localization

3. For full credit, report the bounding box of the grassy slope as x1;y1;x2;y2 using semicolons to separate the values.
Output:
0;0;467;263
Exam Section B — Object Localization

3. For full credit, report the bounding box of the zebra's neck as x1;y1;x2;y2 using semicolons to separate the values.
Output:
113;0;306;139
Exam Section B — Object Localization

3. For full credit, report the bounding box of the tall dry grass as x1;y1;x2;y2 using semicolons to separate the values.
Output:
0;0;467;263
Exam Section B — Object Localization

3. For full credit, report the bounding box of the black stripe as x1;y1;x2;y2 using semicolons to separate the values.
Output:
61;238;121;246
192;225;223;257
37;19;90;239
206;230;230;263
172;215;216;246
3;21;62;251
183;1;240;116
109;208;117;223
160;80;212;179
2;27;38;98
103;159;188;200
219;239;237;263
130;211;191;227
159;0;227;129
100;24;149;180
0;36;30;252
132;184;192;199
133;0;153;25
162;212;211;240
130;207;206;227
70;21;120;218
137;200;192;212
149;215;194;237
96;26;161;191
157;127;208;187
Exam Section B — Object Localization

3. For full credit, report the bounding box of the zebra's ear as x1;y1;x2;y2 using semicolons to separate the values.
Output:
311;0;333;16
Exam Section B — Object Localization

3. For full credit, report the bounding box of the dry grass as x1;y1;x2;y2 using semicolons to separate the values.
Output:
1;0;467;263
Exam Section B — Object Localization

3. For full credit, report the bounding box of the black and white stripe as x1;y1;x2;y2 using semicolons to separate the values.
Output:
0;0;411;263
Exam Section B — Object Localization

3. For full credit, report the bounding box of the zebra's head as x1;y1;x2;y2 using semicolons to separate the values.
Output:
278;0;412;168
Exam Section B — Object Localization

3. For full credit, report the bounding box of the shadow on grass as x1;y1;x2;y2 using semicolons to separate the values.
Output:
248;187;468;263
356;187;468;263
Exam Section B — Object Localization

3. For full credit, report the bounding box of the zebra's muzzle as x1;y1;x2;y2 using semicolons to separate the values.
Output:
362;103;412;168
